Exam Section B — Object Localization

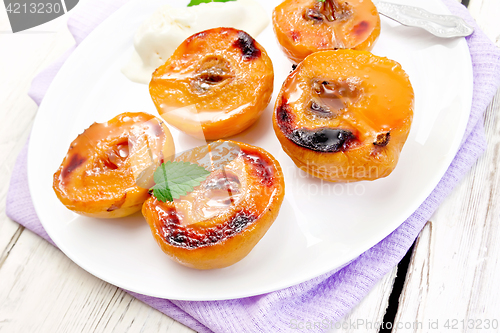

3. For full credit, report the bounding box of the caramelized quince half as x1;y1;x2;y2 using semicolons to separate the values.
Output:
273;0;380;63
142;141;285;270
273;50;414;182
53;112;175;218
149;27;274;140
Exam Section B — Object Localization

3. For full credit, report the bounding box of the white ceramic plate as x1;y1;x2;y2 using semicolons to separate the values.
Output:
28;0;472;300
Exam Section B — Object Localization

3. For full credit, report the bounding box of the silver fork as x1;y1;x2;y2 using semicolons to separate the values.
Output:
374;1;474;38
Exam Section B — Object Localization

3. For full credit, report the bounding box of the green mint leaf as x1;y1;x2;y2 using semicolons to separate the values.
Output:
151;161;211;202
187;0;236;7
317;0;326;2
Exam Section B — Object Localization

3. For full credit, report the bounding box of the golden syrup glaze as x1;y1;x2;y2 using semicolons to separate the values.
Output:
282;50;413;144
53;112;175;218
121;0;270;84
142;140;285;269
149;28;274;140
273;50;414;182
273;0;380;63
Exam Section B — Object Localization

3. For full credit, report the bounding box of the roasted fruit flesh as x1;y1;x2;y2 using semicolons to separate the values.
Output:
273;50;414;182
142;141;285;269
273;0;380;63
53;112;175;218
149;27;274;140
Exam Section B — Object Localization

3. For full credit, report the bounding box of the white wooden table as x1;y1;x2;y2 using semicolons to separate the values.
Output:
1;1;499;332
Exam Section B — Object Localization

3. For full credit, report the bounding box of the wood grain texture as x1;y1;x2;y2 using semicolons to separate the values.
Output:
0;16;74;263
1;0;499;332
0;12;195;333
330;269;398;333
0;229;194;333
393;2;500;331
0;30;395;333
0;4;398;333
468;0;500;46
394;88;500;331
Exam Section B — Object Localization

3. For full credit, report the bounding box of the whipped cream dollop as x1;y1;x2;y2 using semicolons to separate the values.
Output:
121;0;269;84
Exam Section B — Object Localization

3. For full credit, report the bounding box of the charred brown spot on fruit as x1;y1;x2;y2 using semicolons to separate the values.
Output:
228;212;255;233
107;193;127;212
160;207;256;248
276;97;295;135
159;209;186;246
290;30;300;42
290;127;355;152
374;132;390;147
240;150;274;186
233;31;261;60
353;20;370;36
62;154;87;180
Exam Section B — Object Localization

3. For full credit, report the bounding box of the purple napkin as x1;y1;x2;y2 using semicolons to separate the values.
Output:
7;0;500;332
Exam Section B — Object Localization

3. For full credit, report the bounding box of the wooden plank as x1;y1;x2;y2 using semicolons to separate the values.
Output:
0;9;196;332
394;87;500;331
0;222;393;333
3;0;496;332
394;0;500;330
330;268;398;332
0;229;194;333
0;17;74;263
468;0;500;46
0;5;399;332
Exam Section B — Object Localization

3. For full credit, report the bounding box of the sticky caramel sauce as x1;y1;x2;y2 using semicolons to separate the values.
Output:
273;0;380;62
150;27;274;140
279;51;413;146
147;144;281;248
273;50;414;182
53;113;174;214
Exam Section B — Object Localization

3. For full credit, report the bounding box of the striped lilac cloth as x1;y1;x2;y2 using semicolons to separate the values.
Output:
6;0;500;332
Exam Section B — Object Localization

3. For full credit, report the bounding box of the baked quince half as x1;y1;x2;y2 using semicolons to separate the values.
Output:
53;112;175;218
142;141;285;270
273;50;414;182
149;27;274;140
273;0;380;63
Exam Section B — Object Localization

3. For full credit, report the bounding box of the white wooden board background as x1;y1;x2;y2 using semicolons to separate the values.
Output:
0;0;499;332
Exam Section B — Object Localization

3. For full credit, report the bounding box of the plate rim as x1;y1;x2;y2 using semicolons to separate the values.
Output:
28;0;473;300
